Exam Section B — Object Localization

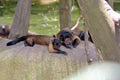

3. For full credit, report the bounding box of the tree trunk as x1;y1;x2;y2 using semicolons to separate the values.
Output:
115;26;120;47
0;39;100;80
8;0;32;39
59;0;71;29
106;0;113;8
77;0;120;62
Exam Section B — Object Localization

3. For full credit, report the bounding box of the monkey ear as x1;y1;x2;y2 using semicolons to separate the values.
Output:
53;35;56;38
50;37;55;41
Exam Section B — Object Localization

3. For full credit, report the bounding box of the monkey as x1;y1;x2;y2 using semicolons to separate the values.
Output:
55;29;81;49
0;24;10;38
0;24;38;38
71;27;93;43
53;16;84;49
6;35;67;55
70;16;93;43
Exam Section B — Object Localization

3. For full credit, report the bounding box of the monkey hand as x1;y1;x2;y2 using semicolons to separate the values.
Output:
56;49;68;55
62;43;72;49
61;51;68;55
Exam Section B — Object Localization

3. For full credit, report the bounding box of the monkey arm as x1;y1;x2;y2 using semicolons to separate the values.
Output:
62;42;72;49
72;35;81;48
54;49;67;55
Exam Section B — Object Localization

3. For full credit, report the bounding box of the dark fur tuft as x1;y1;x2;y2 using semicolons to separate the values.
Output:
6;36;26;46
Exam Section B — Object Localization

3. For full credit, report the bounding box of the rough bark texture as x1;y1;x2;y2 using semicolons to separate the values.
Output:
0;39;99;80
115;26;120;47
59;0;71;29
106;0;113;7
77;0;120;62
8;0;32;39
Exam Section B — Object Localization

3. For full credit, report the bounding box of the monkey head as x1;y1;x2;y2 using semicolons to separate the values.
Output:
0;24;5;35
0;24;10;36
55;30;74;48
59;30;73;45
52;38;62;50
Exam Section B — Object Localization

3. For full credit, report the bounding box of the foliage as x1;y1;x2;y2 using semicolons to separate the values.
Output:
114;2;120;12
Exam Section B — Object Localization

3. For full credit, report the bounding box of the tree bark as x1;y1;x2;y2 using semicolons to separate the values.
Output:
77;0;120;62
115;26;120;47
106;0;113;8
0;40;96;80
59;0;71;29
8;0;32;39
105;0;120;48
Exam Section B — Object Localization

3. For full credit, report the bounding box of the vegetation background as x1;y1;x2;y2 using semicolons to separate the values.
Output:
0;0;120;35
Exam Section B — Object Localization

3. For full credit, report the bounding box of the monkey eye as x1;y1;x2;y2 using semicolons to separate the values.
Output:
56;43;61;46
53;39;62;45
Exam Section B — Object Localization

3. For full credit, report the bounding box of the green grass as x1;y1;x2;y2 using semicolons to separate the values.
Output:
29;13;60;35
114;2;120;12
29;2;82;35
0;15;13;24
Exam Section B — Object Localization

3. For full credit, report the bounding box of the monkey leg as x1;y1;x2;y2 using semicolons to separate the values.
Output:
24;40;35;47
62;43;72;49
72;39;80;48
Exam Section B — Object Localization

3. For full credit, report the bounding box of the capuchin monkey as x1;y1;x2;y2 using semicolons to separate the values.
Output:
71;27;93;43
0;24;38;38
6;35;67;55
55;29;81;49
70;16;93;43
0;24;10;38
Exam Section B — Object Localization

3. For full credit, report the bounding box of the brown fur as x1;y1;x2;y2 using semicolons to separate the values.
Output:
71;27;93;43
7;35;67;55
0;24;10;38
26;35;67;54
0;24;38;38
26;35;50;45
55;29;81;48
26;35;54;52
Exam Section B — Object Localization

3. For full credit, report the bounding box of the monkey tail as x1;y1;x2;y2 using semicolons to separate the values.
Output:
6;36;27;46
71;16;83;31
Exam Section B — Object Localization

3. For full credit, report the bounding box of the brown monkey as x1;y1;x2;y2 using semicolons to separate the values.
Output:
0;24;38;38
6;35;67;55
70;16;93;43
55;29;81;49
55;16;82;48
0;24;10;38
71;27;93;43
